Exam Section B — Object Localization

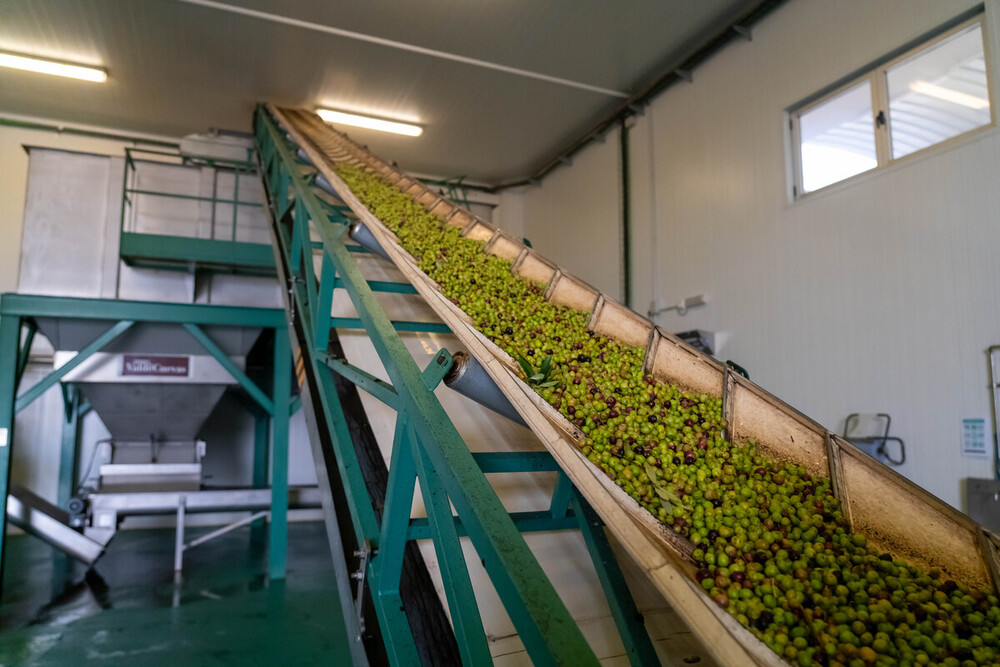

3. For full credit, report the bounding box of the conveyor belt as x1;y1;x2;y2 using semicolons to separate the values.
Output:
270;104;1000;666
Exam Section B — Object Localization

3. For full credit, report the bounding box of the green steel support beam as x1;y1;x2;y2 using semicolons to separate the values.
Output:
14;320;36;394
294;203;320;327
251;412;270;548
573;490;660;666
366;417;423;666
182;323;275;416
253;413;270;489
330;317;450;334
311;360;383;543
550;471;575;520
52;384;82;598
0;313;21;596
57;385;81;508
374;418;418;597
410;429;492;665
472;450;560;473
270;330;291;579
320;354;398;409
256;123;446;664
407;509;578;540
119;232;275;271
15;320;134;414
290;201;305;275
314;252;334;346
333;276;418;295
259;108;598;667
0;293;285;328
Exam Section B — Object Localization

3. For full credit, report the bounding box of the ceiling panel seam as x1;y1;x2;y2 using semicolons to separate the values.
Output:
172;0;629;99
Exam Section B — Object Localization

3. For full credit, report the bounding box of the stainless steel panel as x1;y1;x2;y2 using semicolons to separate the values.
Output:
966;477;1000;533
76;383;228;442
99;463;202;493
87;486;321;515
7;485;104;564
18;149;114;298
34;321;262;358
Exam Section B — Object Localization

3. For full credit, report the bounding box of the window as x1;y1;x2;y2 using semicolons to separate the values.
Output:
792;13;993;197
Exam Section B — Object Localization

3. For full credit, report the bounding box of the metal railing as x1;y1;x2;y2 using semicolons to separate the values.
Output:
119;146;264;245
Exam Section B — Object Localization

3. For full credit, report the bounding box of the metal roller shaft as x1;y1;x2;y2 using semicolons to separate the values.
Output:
444;351;527;427
348;221;392;261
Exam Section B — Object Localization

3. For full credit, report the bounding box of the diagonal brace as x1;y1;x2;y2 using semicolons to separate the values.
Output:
15;320;134;414
182;323;275;415
318;353;397;408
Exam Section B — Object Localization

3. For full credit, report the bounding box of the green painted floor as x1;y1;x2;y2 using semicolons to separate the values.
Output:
0;522;354;666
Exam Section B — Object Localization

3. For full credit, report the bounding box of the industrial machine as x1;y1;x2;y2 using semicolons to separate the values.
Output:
0;142;297;581
5;103;999;666
254;104;1000;666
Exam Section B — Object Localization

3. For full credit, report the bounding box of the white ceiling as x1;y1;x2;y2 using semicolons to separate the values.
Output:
0;0;759;183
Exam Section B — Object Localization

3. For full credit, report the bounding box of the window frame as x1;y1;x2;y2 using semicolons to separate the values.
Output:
789;11;994;199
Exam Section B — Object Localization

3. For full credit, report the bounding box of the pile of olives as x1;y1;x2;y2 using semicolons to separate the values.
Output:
337;163;1000;666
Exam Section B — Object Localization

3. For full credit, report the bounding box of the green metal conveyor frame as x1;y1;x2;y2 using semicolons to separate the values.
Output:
255;105;660;666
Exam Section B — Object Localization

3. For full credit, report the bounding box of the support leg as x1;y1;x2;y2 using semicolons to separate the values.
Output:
57;385;81;508
411;432;492;665
573;489;659;666
174;497;187;581
251;413;270;549
0;313;21;599
550;471;574;519
269;331;290;580
53;384;81;596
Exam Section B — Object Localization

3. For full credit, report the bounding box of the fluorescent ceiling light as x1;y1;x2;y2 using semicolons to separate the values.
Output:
910;81;989;109
0;52;107;82
317;108;422;137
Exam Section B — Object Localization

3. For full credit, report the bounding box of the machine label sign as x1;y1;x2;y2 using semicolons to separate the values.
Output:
121;354;191;377
961;417;990;458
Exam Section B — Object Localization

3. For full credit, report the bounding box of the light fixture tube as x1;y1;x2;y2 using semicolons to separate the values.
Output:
910;81;989;110
316;108;422;137
0;52;107;82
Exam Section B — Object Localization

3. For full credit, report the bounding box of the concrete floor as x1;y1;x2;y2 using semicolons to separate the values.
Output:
0;521;354;665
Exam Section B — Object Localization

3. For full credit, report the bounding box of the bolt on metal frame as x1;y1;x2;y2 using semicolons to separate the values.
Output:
255;105;659;666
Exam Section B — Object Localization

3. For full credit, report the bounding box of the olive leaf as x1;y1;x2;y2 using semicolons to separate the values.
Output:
515;354;535;379
517;353;557;389
644;462;691;512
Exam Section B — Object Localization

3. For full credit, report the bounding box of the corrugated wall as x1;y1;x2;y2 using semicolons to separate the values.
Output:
509;0;1000;510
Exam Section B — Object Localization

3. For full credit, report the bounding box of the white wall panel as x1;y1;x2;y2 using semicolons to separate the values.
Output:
518;126;623;300
523;0;997;510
